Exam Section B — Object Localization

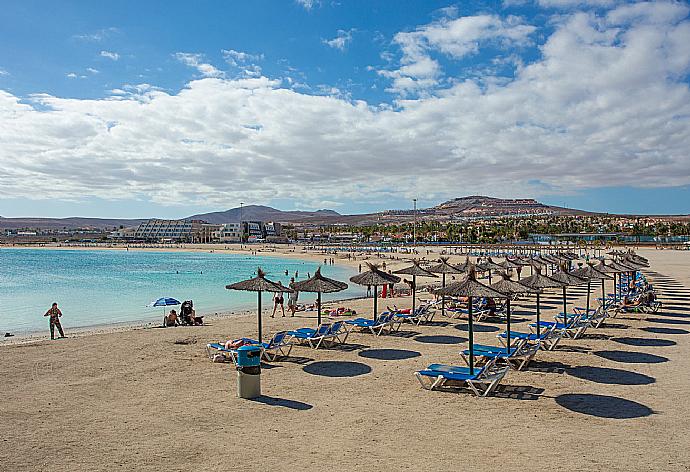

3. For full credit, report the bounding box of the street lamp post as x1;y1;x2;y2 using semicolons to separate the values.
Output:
413;198;417;248
239;202;244;244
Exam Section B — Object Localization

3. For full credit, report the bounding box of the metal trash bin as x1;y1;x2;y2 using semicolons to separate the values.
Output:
236;345;261;399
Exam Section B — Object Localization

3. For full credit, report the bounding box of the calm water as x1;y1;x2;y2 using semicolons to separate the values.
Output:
0;248;363;334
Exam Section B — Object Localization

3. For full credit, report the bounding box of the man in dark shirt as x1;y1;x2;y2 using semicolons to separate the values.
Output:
44;303;66;340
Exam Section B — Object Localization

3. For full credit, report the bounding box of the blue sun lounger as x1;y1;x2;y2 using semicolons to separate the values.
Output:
286;323;336;349
345;313;399;335
461;343;539;371
415;362;509;397
260;331;293;361
205;337;262;363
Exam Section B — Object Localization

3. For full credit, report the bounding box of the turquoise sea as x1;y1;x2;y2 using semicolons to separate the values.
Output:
0;248;363;335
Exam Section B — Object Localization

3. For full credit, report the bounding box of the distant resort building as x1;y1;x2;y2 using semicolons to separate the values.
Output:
128;219;284;243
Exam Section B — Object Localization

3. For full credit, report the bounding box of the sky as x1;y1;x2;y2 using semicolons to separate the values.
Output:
1;0;689;218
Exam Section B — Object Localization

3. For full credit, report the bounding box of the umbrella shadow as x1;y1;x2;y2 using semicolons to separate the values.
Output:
657;310;690;318
612;337;676;347
646;317;690;325
555;345;591;353
414;335;467;344
250;395;313;410
593;350;668;364
555;394;653;419
493;385;545;401
358;349;421;360
389;330;422;339
598;322;629;329
278;355;314;365
421;320;451;327
579;333;613;341
303;361;372;377
640;326;689;335
567;366;654;385
259;362;283;370
454;323;500;333
327;342;369;352
525;360;568;374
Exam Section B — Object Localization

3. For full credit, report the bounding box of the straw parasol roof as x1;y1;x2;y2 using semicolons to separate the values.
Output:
476;257;504;272
606;260;638;272
490;272;539;295
549;265;587;286
500;258;523;269
393;260;438;278
293;267;348;293
594;260;620;274
226;267;290;293
428;257;464;275
519;267;566;290
434;265;508;299
622;256;648;268
571;263;612;281
454;256;474;272
350;263;401;286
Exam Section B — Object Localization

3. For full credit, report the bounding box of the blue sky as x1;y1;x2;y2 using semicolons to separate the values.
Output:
1;0;689;218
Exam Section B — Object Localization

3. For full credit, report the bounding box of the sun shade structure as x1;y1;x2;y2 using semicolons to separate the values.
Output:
519;268;565;336
293;268;348;325
428;257;465;318
434;265;508;375
350;263;400;320
149;297;181;319
393;261;437;316
549;265;586;327
571;263;612;318
476;257;504;285
226;267;290;343
595;260;622;307
491;272;539;353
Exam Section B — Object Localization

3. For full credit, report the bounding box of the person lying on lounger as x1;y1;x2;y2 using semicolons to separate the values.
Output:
224;338;256;350
620;295;642;310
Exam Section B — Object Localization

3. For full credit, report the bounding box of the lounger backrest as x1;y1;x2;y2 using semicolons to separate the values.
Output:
329;321;343;334
271;331;287;346
315;324;331;336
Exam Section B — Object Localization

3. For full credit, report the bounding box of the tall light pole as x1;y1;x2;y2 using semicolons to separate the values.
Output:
413;198;417;248
239;202;244;243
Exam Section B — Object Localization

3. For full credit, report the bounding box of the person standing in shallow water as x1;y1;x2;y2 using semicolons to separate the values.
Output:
44;302;66;340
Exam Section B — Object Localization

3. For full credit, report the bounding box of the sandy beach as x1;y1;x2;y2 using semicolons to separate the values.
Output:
1;247;689;471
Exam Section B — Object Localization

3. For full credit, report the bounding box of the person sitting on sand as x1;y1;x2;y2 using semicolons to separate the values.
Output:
164;309;178;327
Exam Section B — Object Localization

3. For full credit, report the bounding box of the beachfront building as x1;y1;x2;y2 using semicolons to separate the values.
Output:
134;219;205;242
215;223;243;242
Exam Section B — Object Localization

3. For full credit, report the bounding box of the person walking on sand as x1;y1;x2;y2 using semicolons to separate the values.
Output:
44;302;66;340
271;290;285;318
287;277;299;317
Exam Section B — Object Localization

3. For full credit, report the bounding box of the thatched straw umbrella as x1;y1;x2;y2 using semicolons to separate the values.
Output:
350;263;400;320
595;260;622;307
571;263;611;318
435;265;507;374
549;265;587;325
476;257;504;285
491;272;539;353
454;256;473;273
428;257;465;318
519;267;565;336
293;268;348;325
393;261;437;315
226;267;291;343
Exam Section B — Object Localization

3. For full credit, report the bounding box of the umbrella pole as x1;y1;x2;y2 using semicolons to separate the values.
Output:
506;298;511;354
601;279;605;313
412;274;417;314
586;280;591;317
441;274;446;318
258;291;262;343
373;285;378;320
562;286;567;327
468;296;474;375
536;292;541;337
317;292;322;325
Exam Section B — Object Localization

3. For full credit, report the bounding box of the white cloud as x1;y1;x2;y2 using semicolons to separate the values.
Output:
174;52;224;78
86;68;100;74
1;4;690;209
295;0;319;10
380;14;536;95
221;49;264;66
323;29;354;51
73;27;120;42
100;50;120;61
0;68;8;76
66;72;78;78
537;0;618;7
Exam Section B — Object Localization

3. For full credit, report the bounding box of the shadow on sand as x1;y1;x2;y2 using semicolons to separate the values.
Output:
567;366;654;385
250;395;313;410
640;326;689;335
454;323;500;333
414;335;467;344
612;336;676;347
303;361;372;377
555;393;653;419
358;349;421;361
593;350;668;364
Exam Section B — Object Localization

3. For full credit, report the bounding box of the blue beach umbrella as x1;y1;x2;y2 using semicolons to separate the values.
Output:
149;297;181;318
